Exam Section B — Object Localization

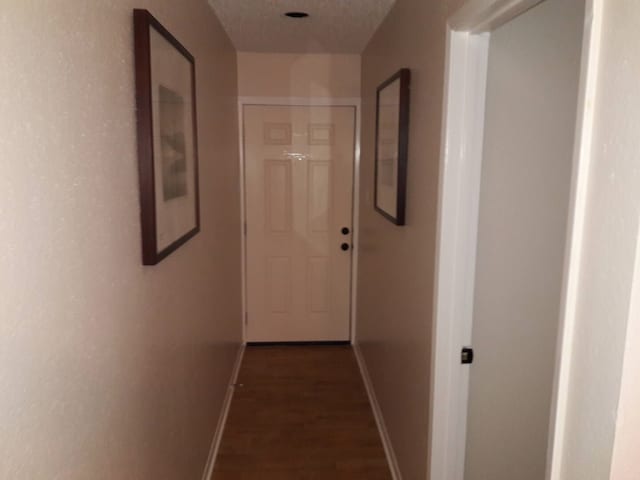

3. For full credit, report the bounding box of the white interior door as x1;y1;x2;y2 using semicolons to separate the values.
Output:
243;105;355;343
463;0;585;479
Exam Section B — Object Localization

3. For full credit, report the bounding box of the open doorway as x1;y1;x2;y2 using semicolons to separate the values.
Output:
430;0;600;479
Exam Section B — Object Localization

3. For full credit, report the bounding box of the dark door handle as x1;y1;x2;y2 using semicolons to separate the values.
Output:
461;347;474;365
341;227;350;235
341;243;350;251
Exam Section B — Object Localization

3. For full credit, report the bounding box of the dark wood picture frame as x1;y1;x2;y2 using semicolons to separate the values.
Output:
374;68;411;226
134;9;200;265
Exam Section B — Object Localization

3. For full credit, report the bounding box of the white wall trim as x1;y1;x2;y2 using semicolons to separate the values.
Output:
350;99;362;344
237;99;248;343
237;96;362;344
449;0;544;32
353;345;402;480
201;345;245;480
429;1;599;479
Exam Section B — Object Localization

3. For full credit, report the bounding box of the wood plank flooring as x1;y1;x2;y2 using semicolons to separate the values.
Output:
212;345;392;479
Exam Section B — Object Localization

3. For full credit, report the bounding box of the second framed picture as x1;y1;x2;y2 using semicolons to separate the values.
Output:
134;9;200;265
374;68;411;225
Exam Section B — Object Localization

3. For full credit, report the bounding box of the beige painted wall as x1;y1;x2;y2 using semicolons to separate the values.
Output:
359;1;640;479
237;52;361;98
0;2;241;479
356;0;465;478
610;231;640;480
560;1;640;478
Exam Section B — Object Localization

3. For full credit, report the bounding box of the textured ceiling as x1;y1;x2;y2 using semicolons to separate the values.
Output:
207;0;396;54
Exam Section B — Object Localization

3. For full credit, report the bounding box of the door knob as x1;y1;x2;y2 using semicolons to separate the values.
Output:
341;243;350;251
341;227;350;235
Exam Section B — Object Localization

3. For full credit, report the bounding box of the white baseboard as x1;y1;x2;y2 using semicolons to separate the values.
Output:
201;344;246;480
353;344;402;480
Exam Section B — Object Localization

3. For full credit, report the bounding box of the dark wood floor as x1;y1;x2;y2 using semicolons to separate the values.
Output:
212;345;392;479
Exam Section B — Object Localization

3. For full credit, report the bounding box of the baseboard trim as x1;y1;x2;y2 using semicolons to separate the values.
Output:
201;344;245;480
353;344;402;480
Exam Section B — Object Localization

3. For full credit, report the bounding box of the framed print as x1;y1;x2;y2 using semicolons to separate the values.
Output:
134;9;200;265
374;68;411;225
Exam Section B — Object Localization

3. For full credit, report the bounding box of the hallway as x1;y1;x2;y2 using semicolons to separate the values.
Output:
213;346;391;479
2;1;639;479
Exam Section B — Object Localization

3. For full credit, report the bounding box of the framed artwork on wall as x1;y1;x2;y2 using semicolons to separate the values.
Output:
374;68;411;225
133;9;200;265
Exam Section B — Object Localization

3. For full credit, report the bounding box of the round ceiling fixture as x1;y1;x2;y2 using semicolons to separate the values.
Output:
284;11;309;19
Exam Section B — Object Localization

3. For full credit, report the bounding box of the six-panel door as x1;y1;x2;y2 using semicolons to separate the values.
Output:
244;105;355;342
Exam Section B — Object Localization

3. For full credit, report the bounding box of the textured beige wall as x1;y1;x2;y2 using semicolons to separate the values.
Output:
359;1;640;479
560;1;640;478
237;52;361;98
356;0;463;478
610;231;640;480
0;1;242;479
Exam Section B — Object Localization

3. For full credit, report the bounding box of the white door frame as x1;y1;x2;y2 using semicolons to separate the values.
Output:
237;97;362;345
428;0;603;479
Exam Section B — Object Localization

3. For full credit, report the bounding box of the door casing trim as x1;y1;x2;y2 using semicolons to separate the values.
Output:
237;97;362;345
429;1;602;479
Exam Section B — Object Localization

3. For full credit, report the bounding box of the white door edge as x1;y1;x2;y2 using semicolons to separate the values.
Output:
429;1;602;480
237;97;362;345
429;28;490;480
